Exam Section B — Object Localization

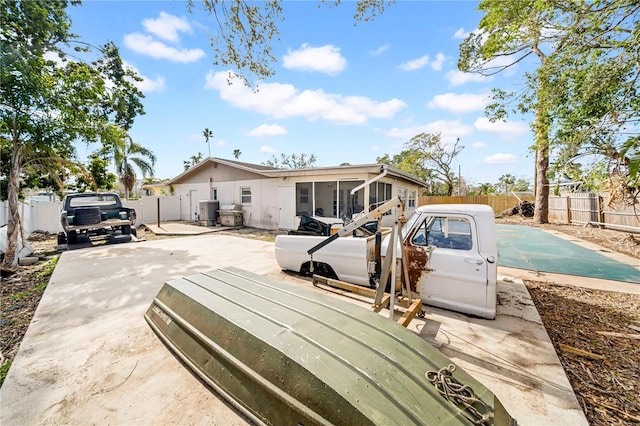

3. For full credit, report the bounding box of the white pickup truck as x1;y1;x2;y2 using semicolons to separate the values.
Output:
275;204;498;319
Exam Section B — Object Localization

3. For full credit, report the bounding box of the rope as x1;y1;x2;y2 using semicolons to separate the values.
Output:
426;364;491;425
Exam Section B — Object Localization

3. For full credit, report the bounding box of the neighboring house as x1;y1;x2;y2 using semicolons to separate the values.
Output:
167;158;428;230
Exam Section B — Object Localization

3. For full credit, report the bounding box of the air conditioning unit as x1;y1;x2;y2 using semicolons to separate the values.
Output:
198;200;220;226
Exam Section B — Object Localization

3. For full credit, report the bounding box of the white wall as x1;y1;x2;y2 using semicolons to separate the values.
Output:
0;196;184;239
172;179;283;229
0;199;63;235
135;196;182;223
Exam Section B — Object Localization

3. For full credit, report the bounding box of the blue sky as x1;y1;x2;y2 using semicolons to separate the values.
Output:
67;0;536;186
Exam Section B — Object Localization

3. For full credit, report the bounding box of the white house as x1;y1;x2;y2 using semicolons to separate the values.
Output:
167;158;428;230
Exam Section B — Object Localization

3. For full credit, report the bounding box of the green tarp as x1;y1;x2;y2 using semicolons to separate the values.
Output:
497;225;640;284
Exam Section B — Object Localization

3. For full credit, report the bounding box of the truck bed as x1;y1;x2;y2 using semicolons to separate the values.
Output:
275;231;390;286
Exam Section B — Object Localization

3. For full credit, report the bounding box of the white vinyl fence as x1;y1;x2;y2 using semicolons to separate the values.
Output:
0;195;183;238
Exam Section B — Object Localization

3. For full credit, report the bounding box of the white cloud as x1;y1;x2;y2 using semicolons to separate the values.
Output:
370;44;389;56
474;117;529;138
453;27;470;40
205;70;406;125
282;44;346;75
445;70;491;86
260;145;277;154
142;12;192;42
124;33;205;63
472;141;486;149
123;61;166;93
399;54;430;71
216;139;227;147
431;53;446;71
135;75;166;93
247;124;287;137
483;153;518;164
386;120;473;146
427;92;490;114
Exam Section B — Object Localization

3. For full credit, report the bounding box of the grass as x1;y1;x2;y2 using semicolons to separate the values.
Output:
10;257;58;302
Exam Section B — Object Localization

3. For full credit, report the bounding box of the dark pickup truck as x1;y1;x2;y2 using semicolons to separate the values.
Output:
59;192;137;245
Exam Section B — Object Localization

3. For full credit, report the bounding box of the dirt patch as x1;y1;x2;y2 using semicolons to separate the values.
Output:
2;222;639;425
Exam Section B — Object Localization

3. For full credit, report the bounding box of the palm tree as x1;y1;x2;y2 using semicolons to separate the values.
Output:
233;149;241;159
203;128;213;157
108;128;156;199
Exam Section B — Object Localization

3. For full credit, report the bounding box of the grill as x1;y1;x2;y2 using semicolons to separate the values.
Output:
218;204;243;227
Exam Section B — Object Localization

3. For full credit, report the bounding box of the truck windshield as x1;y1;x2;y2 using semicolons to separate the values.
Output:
401;212;421;239
69;195;118;207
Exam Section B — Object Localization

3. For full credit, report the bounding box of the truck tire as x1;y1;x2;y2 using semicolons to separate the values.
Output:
68;230;78;244
57;232;67;245
121;224;131;235
73;207;101;225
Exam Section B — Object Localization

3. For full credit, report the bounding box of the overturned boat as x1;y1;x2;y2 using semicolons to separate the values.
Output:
144;267;517;425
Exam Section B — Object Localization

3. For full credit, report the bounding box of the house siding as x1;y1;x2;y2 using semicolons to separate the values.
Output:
169;160;424;230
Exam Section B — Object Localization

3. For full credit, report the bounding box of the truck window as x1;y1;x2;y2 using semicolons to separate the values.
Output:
411;216;472;250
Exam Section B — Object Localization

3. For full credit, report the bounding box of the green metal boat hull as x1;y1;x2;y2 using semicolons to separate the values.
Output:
144;267;516;425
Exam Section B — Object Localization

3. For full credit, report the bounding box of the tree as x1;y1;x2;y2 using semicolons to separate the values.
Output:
185;0;390;86
203;128;213;157
233;149;242;159
263;153;317;169
75;152;116;192
498;174;516;194
459;0;640;222
512;178;531;193
376;150;430;183
183;152;204;170
104;127;156;200
1;1;109;267
406;133;464;196
475;182;496;196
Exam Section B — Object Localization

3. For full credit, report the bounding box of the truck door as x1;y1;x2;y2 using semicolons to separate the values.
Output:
404;214;490;318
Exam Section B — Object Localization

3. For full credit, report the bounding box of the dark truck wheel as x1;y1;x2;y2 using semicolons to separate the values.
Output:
57;232;67;245
68;230;78;244
73;207;101;225
121;224;131;235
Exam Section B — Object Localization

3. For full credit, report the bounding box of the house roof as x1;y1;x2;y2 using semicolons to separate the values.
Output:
168;157;427;188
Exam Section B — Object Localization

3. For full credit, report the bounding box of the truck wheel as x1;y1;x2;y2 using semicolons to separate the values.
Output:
57;232;67;245
121;225;131;235
131;227;137;237
68;230;78;244
73;207;101;225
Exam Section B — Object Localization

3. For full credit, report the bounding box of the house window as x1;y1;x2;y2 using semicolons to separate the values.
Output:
211;187;218;201
296;182;313;216
397;187;407;202
408;190;416;208
241;187;252;204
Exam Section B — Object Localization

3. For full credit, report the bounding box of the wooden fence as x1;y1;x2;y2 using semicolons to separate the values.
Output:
418;194;534;214
418;194;640;233
549;194;640;232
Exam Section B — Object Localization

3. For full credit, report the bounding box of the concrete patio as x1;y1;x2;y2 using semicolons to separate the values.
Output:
0;231;588;425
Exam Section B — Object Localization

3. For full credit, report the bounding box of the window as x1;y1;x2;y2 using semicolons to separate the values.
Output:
397;187;407;203
211;188;218;201
241;187;252;204
408;190;416;208
296;182;313;216
412;216;472;251
369;182;393;206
